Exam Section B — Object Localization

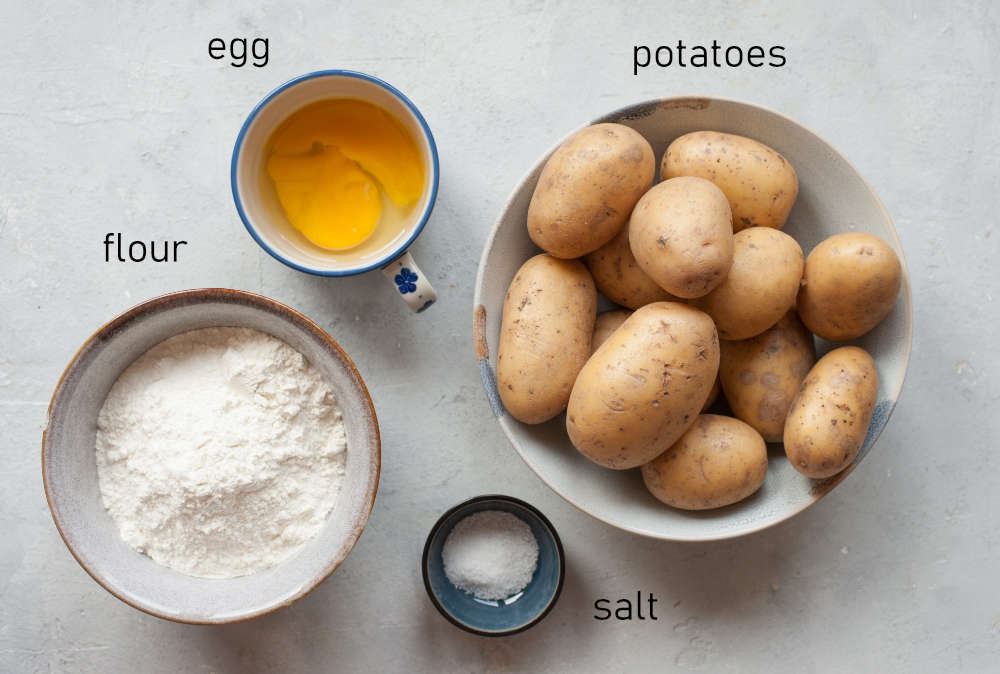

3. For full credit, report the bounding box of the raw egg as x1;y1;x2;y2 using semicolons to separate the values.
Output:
265;99;424;251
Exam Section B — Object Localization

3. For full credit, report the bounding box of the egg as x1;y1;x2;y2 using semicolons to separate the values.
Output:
265;99;424;251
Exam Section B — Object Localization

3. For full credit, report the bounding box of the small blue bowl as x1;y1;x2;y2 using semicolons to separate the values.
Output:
422;495;564;636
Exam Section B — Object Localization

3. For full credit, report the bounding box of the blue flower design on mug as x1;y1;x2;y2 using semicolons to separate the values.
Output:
394;267;419;294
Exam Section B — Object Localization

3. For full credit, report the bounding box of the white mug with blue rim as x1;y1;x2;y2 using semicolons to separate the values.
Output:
231;70;439;312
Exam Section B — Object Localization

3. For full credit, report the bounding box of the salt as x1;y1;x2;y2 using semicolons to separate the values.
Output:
441;510;539;600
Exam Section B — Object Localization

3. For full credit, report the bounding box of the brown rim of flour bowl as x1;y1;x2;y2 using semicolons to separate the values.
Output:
42;288;381;624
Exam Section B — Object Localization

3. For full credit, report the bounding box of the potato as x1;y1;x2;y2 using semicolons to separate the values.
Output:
719;311;816;442
783;346;878;478
497;254;597;424
641;414;768;510
528;123;655;259
566;302;719;469
629;176;734;298
662;131;798;232
690;227;804;340
702;374;721;412
584;226;675;309
797;232;902;341
591;309;631;355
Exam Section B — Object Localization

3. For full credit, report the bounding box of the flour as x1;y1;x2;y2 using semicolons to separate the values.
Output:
95;327;347;579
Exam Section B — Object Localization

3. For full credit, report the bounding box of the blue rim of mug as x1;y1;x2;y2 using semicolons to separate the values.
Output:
230;69;440;277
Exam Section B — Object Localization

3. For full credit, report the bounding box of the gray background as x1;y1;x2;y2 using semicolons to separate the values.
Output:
1;1;998;672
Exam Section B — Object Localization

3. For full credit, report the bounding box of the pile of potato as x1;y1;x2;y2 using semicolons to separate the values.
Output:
497;124;902;511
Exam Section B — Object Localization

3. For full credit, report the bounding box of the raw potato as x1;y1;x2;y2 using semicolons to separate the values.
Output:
784;346;878;479
662;131;799;232
528;123;655;259
641;414;768;510
591;309;631;355
566;302;719;470
797;232;903;341
629;176;734;298
497;254;597;424
720;311;816;442
691;227;804;340
584;227;675;309
702;375;722;412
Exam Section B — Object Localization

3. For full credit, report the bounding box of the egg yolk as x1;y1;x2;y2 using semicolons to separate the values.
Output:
267;146;381;250
265;99;424;251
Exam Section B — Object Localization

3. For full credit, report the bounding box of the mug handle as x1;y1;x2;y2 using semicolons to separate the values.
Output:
382;251;437;313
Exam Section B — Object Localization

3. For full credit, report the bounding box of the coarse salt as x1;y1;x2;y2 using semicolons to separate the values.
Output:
441;510;539;600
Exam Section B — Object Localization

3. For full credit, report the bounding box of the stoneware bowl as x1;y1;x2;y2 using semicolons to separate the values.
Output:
232;70;439;312
422;495;564;636
472;96;913;541
43;288;380;623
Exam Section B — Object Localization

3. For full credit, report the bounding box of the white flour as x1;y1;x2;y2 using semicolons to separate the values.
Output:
95;327;347;579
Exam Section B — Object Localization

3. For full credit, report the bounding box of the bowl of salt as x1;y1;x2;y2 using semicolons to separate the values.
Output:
422;495;564;636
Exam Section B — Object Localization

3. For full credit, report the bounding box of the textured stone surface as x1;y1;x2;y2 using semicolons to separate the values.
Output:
1;1;998;671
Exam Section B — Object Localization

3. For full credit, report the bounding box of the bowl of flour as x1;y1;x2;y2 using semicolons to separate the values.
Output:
43;288;380;623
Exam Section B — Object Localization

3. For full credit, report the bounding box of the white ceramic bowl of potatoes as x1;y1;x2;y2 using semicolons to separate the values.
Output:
473;97;912;541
